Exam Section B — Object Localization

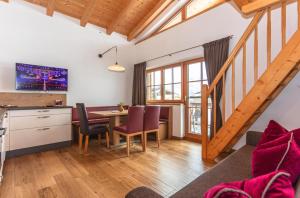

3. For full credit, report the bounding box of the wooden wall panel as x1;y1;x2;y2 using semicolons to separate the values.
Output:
0;92;67;107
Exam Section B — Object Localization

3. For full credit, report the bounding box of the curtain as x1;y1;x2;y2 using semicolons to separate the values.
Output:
203;37;230;134
132;62;147;106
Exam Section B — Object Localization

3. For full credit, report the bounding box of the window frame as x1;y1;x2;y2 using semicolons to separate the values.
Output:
136;0;227;45
147;63;184;104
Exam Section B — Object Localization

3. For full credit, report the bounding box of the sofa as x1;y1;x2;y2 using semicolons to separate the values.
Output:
125;131;280;198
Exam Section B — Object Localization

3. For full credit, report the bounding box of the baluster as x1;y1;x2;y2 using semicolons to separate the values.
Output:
254;25;258;82
267;8;272;67
213;88;217;136
201;85;208;160
232;59;235;113
282;1;286;48
243;43;246;98
222;74;225;125
298;0;300;29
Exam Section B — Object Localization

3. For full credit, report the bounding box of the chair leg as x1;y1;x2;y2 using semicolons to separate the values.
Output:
126;135;130;157
79;132;83;153
105;131;110;148
143;132;147;152
141;133;145;152
156;130;160;148
84;135;89;154
98;134;102;145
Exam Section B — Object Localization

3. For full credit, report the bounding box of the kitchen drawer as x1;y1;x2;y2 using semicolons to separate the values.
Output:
10;125;71;150
10;108;71;117
10;114;71;130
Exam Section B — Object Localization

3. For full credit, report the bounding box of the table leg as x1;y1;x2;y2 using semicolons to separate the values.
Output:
113;116;121;145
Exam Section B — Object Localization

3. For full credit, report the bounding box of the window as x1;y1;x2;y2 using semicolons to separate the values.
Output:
186;61;211;135
146;70;161;101
146;65;183;102
159;12;182;32
186;0;217;18
164;66;182;100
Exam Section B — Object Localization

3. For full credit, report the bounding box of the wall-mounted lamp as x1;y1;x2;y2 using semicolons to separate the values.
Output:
98;46;125;72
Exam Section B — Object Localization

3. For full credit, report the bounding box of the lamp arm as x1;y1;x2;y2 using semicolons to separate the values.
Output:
98;46;118;58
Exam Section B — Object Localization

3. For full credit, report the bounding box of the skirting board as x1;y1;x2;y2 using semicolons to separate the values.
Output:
7;141;72;158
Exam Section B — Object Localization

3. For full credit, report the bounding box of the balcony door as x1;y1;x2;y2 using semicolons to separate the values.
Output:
184;59;210;140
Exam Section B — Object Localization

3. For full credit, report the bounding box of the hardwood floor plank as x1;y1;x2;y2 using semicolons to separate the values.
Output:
0;140;212;198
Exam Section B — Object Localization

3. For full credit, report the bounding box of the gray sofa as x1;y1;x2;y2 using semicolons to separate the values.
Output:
126;131;262;198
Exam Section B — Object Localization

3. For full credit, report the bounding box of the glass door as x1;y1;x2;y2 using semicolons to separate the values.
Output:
184;59;209;138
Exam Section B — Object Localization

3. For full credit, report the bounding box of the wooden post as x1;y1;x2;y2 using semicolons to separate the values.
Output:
232;59;235;113
201;85;209;160
281;1;286;48
298;0;300;29
213;88;217;136
243;43;247;98
222;74;225;125
267;8;272;67
254;25;258;82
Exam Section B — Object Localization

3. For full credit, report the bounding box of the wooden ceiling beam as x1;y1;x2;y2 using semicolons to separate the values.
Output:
80;0;97;27
127;0;173;41
232;0;249;10
106;0;138;35
242;0;280;14
46;0;55;16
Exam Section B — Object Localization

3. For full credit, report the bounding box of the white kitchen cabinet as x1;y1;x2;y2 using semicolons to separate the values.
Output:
6;108;72;152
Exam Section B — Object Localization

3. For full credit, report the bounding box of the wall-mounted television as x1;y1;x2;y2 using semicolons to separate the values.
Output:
16;63;68;91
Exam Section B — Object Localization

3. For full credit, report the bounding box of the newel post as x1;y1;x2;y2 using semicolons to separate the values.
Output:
201;84;209;160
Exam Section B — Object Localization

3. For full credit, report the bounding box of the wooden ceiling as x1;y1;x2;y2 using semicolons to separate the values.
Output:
1;0;273;42
2;0;173;41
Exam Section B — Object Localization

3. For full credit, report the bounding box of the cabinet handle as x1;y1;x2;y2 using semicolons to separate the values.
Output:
37;110;50;113
37;128;50;131
37;116;50;119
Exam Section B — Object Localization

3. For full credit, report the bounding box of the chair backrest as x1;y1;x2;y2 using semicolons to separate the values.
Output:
127;106;145;132
144;106;161;131
76;103;89;134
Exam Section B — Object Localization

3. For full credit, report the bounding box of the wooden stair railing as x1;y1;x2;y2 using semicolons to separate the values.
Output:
202;1;300;161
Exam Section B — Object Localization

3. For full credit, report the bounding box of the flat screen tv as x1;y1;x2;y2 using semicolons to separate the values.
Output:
16;63;68;91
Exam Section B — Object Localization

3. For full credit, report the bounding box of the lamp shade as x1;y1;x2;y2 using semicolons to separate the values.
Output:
107;62;125;72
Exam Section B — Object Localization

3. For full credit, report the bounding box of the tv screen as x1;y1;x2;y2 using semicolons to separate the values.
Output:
16;63;68;91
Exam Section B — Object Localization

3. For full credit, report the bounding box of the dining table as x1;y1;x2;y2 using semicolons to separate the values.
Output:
90;110;128;145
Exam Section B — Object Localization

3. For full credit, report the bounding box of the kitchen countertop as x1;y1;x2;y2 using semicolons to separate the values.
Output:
0;106;73;111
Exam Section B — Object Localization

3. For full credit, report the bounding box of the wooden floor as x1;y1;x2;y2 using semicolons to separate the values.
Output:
0;140;214;198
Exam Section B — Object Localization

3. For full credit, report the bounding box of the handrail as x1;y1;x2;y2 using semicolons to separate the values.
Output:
207;10;265;95
202;0;300;161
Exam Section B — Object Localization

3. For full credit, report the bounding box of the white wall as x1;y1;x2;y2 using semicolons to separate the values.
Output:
0;0;135;106
135;1;300;148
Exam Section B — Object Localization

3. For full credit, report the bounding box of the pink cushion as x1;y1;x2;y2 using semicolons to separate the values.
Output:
204;171;294;198
252;120;300;184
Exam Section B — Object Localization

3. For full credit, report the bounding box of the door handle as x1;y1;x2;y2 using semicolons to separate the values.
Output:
37;116;50;119
37;128;50;131
37;110;50;113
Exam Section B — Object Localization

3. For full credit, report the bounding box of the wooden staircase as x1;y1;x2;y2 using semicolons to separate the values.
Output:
202;1;300;161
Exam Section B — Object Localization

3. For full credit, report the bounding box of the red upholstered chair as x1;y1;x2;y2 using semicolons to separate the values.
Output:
113;106;145;156
143;106;161;151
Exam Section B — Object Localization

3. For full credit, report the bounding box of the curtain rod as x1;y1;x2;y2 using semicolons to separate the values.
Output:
144;35;233;63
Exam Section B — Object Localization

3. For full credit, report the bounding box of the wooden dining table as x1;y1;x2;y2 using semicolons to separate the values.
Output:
90;110;128;145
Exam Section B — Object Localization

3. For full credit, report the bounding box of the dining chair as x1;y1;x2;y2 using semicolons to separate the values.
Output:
113;106;145;156
76;103;110;154
143;106;161;151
